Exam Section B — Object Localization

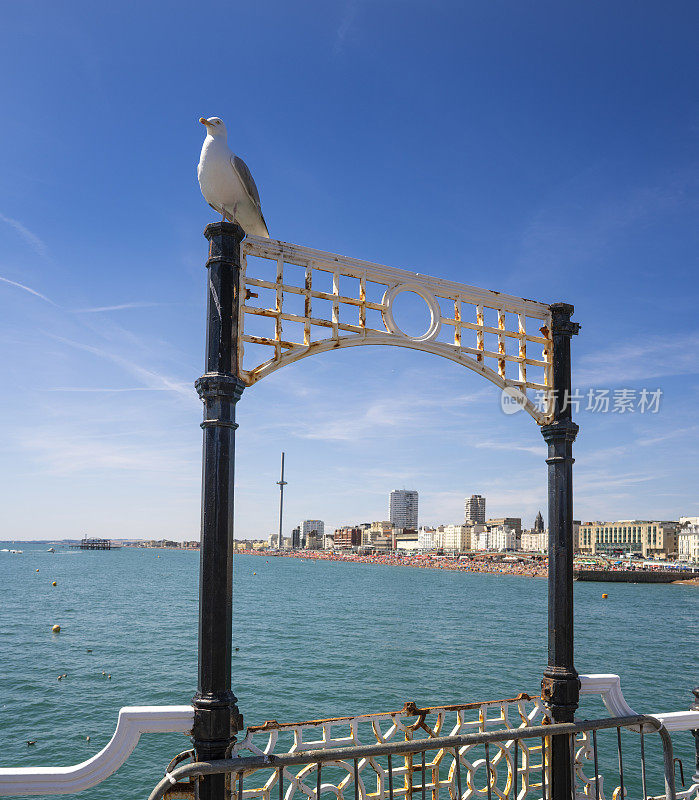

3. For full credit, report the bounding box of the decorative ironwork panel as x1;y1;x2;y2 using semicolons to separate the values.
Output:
239;236;553;424
228;695;550;800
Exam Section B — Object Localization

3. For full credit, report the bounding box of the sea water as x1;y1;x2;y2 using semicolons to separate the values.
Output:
1;545;697;800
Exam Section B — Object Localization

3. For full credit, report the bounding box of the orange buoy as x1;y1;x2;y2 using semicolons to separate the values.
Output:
52;581;57;586
602;593;608;599
51;624;61;633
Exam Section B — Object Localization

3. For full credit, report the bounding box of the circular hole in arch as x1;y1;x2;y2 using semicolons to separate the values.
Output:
389;290;434;339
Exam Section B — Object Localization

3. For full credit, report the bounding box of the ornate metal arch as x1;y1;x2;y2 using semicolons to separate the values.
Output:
238;236;553;423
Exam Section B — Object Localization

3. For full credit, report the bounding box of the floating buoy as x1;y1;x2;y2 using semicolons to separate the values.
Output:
36;569;39;572
26;741;36;746
107;674;111;680
52;581;57;586
86;648;92;653
253;572;257;575
86;736;90;742
602;593;608;599
102;671;105;676
57;675;62;681
51;624;61;633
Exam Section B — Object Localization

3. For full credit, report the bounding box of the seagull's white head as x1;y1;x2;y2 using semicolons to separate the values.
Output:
199;116;227;139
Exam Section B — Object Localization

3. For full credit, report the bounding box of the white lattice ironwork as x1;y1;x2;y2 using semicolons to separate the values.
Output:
239;236;553;424
227;695;551;800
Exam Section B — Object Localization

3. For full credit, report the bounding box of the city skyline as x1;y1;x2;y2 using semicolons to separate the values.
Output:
2;2;698;541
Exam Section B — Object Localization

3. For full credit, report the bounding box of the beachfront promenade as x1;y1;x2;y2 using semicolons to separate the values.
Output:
237;549;549;577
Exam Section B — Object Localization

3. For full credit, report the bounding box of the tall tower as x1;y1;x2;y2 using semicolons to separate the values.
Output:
389;490;418;530
534;510;544;533
464;494;486;523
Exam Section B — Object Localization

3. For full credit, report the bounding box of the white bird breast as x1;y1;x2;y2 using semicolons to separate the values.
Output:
197;138;247;209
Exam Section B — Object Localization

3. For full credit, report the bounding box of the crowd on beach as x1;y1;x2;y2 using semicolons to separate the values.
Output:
238;549;549;578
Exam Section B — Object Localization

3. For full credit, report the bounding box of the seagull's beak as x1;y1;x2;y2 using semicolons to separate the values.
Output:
199;117;209;126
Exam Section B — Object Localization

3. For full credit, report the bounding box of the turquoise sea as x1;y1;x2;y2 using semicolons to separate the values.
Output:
0;544;697;800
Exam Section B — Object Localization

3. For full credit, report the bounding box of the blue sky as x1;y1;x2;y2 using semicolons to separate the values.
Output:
2;1;698;541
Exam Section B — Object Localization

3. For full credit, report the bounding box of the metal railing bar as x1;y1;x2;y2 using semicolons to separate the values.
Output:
569;733;576;800
513;738;518;800
238;770;243;800
421;751;426;800
484;742;491;800
388;755;394;800
540;737;546;800
454;747;462;800
148;715;671;800
593;729;600;800
316;762;321;800
640;726;648;800
278;766;283;800
617;727;625;800
353;759;359;800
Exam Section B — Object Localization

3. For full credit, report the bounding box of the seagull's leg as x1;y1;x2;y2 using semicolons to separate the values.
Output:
232;202;238;225
220;206;227;222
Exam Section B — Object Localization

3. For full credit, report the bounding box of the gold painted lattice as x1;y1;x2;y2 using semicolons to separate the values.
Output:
239;236;553;423
228;695;551;800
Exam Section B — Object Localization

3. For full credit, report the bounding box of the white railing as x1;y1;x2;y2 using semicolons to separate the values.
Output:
1;676;697;797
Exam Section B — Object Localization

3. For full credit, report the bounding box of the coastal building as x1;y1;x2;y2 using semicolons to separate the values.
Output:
442;524;470;552
394;530;419;551
334;526;362;549
291;526;301;549
534;511;544;533
487;517;522;536
418;527;436;550
578;520;678;558
521;530;548;552
363;521;393;546
268;533;281;549
304;532;323;550
476;525;516;551
678;518;699;563
389;490;418;530
322;533;335;550
464;494;486;523
302;520;324;543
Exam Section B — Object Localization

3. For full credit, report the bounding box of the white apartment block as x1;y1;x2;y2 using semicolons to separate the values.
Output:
464;494;486;523
418;527;436;550
442;524;470;552
476;525;517;551
521;530;548;552
678;519;699;563
390;490;418;530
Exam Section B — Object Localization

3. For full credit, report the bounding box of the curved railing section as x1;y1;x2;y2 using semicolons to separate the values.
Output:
1;676;697;798
0;705;193;796
580;674;699;731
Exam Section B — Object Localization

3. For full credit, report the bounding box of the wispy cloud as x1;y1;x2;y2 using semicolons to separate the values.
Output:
49;334;196;402
47;386;173;393
575;332;699;386
0;212;50;258
0;275;57;305
475;440;546;457
72;301;165;313
18;427;197;477
334;0;358;55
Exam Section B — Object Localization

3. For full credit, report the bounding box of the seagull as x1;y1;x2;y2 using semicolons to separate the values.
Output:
197;117;269;238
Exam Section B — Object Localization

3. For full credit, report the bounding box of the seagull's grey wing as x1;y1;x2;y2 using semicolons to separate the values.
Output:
231;154;263;212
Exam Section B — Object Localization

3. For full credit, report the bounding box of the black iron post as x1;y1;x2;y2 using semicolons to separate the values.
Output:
192;222;246;800
541;302;580;800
